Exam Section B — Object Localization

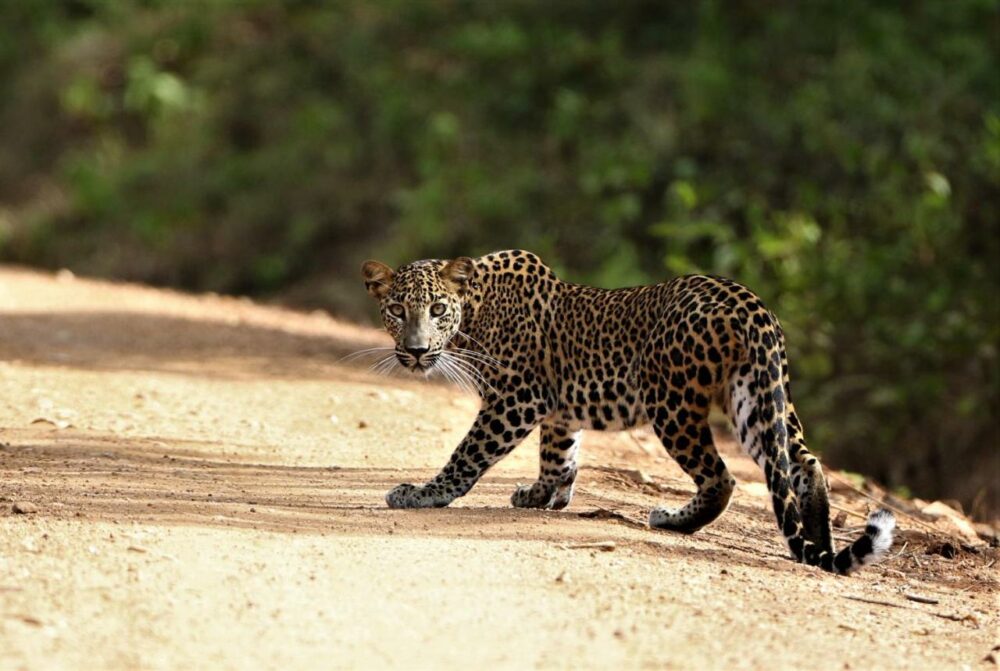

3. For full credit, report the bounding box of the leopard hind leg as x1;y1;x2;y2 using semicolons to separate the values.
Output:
646;387;735;533
784;405;832;551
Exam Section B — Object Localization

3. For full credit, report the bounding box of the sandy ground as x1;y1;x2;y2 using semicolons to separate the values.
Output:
0;266;996;671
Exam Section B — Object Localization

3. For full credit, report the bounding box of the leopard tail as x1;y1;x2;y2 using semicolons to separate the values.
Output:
729;311;895;575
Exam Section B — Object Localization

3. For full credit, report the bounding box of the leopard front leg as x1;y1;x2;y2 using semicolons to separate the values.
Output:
386;399;545;509
511;423;581;510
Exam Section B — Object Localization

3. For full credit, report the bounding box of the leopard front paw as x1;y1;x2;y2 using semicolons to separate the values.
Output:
386;483;420;508
385;483;452;509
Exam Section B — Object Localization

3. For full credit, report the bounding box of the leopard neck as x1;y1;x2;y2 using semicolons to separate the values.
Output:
456;259;488;341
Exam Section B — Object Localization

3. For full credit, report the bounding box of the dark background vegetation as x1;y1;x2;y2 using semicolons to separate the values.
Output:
0;0;997;519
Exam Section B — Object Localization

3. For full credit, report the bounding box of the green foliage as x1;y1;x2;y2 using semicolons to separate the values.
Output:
0;0;996;516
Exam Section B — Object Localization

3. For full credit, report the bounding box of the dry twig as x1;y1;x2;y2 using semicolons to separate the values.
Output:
561;541;617;552
827;472;940;534
904;593;940;605
841;594;908;610
829;503;868;521
840;594;979;628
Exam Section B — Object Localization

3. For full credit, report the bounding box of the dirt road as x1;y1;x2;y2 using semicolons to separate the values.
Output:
0;267;996;670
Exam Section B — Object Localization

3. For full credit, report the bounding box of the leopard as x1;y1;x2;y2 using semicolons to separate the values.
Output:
361;249;895;575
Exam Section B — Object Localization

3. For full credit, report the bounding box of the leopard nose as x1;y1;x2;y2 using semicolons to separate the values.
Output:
405;346;429;359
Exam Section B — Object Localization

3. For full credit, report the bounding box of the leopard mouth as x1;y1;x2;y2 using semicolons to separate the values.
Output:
397;352;440;372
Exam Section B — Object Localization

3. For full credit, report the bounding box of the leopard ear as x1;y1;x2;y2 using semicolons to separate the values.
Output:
361;260;394;299
440;257;475;293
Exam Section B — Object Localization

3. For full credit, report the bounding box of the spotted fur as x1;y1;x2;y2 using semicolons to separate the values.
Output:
361;250;895;575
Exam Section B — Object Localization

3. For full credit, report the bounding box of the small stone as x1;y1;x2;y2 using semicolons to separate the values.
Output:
358;420;368;429
934;516;982;547
921;500;959;518
922;500;982;546
984;644;1000;665
12;502;38;514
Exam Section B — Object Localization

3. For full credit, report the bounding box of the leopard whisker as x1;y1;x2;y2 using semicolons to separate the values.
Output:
366;354;392;372
447;352;501;394
444;356;482;397
340;346;395;363
447;355;494;388
441;352;497;397
440;357;477;396
449;347;503;370
370;354;400;377
437;356;476;396
450;344;501;364
447;349;498;372
370;360;393;377
455;330;506;367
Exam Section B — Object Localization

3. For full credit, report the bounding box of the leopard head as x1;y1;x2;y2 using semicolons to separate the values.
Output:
361;257;474;371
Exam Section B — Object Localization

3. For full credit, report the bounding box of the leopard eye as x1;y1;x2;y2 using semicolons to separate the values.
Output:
430;303;447;318
388;304;405;319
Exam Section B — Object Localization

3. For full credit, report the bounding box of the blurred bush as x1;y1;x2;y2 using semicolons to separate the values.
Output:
0;0;996;518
